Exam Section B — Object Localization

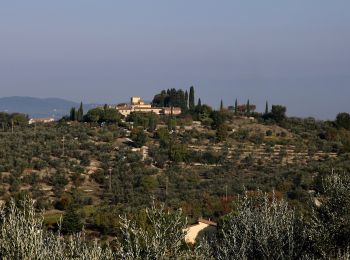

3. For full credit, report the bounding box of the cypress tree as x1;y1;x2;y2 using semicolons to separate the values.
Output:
235;99;238;115
178;89;186;110
185;90;189;109
197;98;202;107
69;107;76;121
220;100;224;111
265;101;269;114
246;100;250;115
189;86;195;111
77;102;84;122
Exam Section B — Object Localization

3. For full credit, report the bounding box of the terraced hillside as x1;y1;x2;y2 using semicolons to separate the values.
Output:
0;113;349;236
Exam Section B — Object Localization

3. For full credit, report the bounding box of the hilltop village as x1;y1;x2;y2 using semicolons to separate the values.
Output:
116;96;182;117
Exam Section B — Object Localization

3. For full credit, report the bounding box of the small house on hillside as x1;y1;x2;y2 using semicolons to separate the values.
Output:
184;218;217;244
29;118;55;124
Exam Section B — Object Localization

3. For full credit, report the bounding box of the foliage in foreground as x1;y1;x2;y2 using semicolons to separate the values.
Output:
0;198;205;259
0;199;114;260
2;171;350;259
213;191;303;260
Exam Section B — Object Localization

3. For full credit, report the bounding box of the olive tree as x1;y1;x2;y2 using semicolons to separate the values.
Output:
0;198;114;260
308;171;350;258
116;202;191;259
213;191;305;260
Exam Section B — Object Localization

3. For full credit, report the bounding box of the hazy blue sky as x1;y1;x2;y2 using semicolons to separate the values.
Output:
0;1;349;119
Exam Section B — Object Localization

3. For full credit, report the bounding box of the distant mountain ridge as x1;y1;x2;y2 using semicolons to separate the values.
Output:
0;96;100;119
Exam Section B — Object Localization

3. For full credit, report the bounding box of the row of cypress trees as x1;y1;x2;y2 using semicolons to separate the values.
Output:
69;102;84;122
152;86;196;112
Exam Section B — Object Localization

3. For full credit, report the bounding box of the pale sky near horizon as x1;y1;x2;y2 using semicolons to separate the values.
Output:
0;1;349;119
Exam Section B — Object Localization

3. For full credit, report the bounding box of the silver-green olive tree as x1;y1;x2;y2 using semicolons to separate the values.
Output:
0;198;114;260
308;171;350;258
212;191;305;260
115;202;192;259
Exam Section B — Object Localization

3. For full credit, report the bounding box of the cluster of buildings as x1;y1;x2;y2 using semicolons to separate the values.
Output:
116;96;182;117
28;96;182;124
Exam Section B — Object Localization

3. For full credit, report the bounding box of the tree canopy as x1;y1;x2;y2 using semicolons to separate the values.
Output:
336;112;350;130
84;107;121;123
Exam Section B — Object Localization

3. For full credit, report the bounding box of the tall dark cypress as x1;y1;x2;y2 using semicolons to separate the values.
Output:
220;100;224;111
178;89;186;110
197;98;202;107
77;102;84;122
185;90;189;109
265;101;269;114
70;107;76;121
189;86;195;111
235;99;238;115
246;99;250;115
